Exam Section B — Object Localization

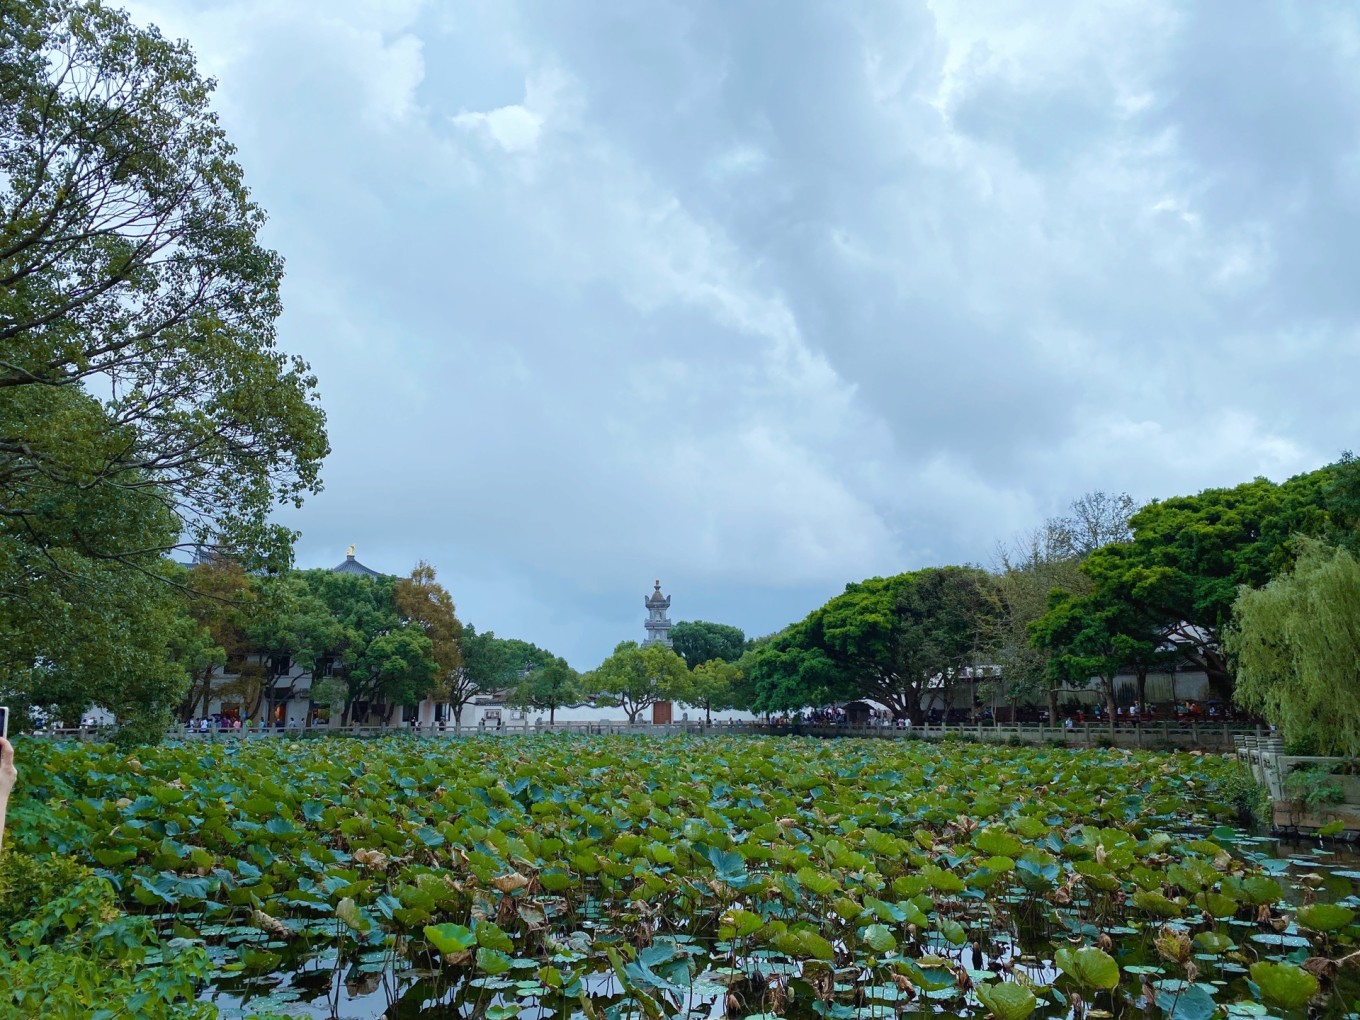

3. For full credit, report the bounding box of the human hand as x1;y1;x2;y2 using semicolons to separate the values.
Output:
0;738;16;799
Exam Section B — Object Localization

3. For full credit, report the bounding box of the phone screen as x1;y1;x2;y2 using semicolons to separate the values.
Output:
0;707;8;740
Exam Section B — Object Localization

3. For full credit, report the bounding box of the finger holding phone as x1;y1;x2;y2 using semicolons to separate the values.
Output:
0;707;17;854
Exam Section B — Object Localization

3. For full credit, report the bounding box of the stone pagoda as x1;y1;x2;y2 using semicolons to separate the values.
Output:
643;579;673;648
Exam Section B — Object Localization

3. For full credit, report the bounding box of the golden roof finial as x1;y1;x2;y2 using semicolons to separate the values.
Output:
347;544;356;558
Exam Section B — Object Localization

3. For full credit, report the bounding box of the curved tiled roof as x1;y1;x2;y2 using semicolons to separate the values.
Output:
333;549;381;577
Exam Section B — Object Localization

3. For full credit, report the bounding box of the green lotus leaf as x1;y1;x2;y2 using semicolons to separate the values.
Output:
1239;875;1283;906
1053;945;1120;991
1131;890;1182;917
475;920;515;953
1192;931;1233;954
1296;902;1355;932
1012;816;1050;840
939;918;967;946
833;896;862;920
1194;891;1238;918
424;922;475;955
975;980;1038;1020
335;896;369;933
974;826;1024;858
718;908;764;940
1249;961;1319;1010
860;923;896;953
1154;983;1217;1020
477;946;513;975
795;866;839;897
922;864;965;894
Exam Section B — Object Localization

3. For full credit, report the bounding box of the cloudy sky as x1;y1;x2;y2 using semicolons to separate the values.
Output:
127;0;1360;669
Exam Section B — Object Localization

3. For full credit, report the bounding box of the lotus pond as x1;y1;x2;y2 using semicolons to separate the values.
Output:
11;735;1360;1019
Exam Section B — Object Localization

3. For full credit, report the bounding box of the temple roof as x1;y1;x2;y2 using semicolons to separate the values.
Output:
645;579;670;607
333;546;381;577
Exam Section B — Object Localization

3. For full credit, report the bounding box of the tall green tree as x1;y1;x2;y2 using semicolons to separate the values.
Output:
172;560;259;722
1077;469;1335;699
0;0;327;569
680;659;745;723
669;621;746;670
741;632;848;716
812;567;996;724
302;571;437;724
0;1;327;734
1227;541;1360;755
243;572;343;722
509;658;581;725
1029;589;1168;724
585;641;690;723
0;391;191;732
455;627;559;726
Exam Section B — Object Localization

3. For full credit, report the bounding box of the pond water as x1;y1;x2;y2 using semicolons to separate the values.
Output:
198;834;1360;1020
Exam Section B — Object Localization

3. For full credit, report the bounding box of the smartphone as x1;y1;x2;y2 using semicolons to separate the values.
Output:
0;706;8;740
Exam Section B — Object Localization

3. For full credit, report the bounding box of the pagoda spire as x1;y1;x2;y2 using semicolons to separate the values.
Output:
643;579;673;648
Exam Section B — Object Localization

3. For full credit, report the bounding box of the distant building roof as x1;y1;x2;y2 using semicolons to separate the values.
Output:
645;579;671;608
332;545;381;577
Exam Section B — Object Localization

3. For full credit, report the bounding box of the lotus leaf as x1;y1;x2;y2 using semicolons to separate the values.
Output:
975;980;1038;1020
1295;902;1355;932
974;826;1024;858
1053;945;1120;990
424;923;475;955
1154;984;1218;1020
1131;890;1182;917
1249;961;1318;1010
860;923;896;953
1191;931;1233;954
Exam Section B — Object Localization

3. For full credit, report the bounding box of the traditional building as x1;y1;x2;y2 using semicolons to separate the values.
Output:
643;579;673;648
332;545;381;577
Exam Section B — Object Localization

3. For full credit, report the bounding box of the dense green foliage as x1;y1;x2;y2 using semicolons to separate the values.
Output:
5;735;1349;1018
1228;541;1360;755
0;851;218;1018
0;0;326;732
682;658;745;722
585;641;691;722
669;620;746;670
1069;470;1338;699
508;658;581;724
745;567;996;722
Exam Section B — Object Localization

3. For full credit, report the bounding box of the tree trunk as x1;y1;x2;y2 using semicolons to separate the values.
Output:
906;687;924;726
706;703;712;725
549;704;556;725
1104;679;1117;736
1047;686;1059;726
198;671;214;719
1135;668;1147;715
453;704;463;727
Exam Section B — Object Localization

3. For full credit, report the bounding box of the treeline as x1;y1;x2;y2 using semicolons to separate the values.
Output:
168;560;565;729
736;456;1360;755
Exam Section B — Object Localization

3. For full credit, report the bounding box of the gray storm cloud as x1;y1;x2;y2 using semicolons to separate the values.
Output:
126;0;1360;667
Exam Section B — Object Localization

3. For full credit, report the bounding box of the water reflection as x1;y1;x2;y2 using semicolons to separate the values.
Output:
200;834;1360;1019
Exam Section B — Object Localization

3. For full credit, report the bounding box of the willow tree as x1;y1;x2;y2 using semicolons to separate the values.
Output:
1227;541;1360;756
